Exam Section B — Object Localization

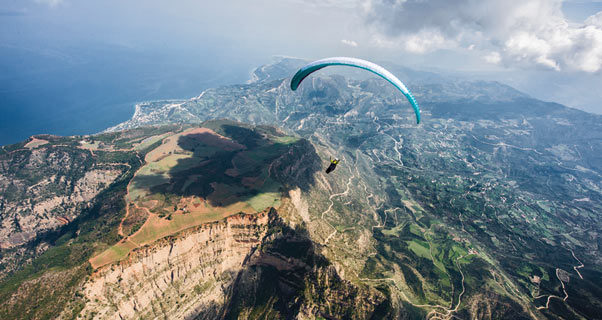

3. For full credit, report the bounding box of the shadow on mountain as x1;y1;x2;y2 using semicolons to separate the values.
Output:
207;209;390;319
132;123;321;208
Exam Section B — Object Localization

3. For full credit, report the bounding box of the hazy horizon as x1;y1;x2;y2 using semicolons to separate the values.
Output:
1;0;601;145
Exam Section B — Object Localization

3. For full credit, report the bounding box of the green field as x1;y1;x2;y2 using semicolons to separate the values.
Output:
406;240;431;260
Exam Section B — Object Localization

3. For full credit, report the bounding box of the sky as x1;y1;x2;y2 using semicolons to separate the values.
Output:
1;0;601;143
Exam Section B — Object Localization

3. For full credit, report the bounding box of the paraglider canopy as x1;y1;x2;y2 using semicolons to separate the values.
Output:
290;57;421;124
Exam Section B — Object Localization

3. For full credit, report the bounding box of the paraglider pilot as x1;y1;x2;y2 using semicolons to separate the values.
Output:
326;157;340;174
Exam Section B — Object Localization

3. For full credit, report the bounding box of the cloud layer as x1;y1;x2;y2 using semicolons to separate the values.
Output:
341;39;359;47
362;0;602;72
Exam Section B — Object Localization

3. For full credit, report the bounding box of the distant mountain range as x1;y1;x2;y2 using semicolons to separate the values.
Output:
0;57;600;319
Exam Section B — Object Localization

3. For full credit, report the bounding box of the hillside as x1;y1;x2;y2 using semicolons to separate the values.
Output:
0;58;600;319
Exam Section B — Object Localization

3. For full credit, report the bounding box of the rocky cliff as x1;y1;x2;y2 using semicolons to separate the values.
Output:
76;208;386;320
78;211;270;319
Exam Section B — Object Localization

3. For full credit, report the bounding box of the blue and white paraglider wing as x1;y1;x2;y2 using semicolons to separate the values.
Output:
290;57;420;124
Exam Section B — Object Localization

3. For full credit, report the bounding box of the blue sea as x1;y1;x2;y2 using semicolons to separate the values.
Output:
0;43;258;146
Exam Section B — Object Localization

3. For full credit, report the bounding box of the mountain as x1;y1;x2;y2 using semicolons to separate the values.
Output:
1;57;601;319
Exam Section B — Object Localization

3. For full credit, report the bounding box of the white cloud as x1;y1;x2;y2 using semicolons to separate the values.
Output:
402;29;450;53
341;39;358;47
362;0;602;72
484;52;502;64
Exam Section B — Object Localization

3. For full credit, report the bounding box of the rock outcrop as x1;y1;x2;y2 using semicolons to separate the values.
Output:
77;207;386;320
0;143;128;278
78;211;269;319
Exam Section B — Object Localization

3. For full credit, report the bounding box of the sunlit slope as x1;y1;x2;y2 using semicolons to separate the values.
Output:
90;123;301;268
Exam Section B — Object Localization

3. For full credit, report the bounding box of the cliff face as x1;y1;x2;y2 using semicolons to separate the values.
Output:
223;215;387;320
76;208;386;320
78;211;270;320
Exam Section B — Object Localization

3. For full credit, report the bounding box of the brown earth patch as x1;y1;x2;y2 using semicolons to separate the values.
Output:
24;138;49;149
145;127;244;163
141;200;160;209
183;127;245;151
